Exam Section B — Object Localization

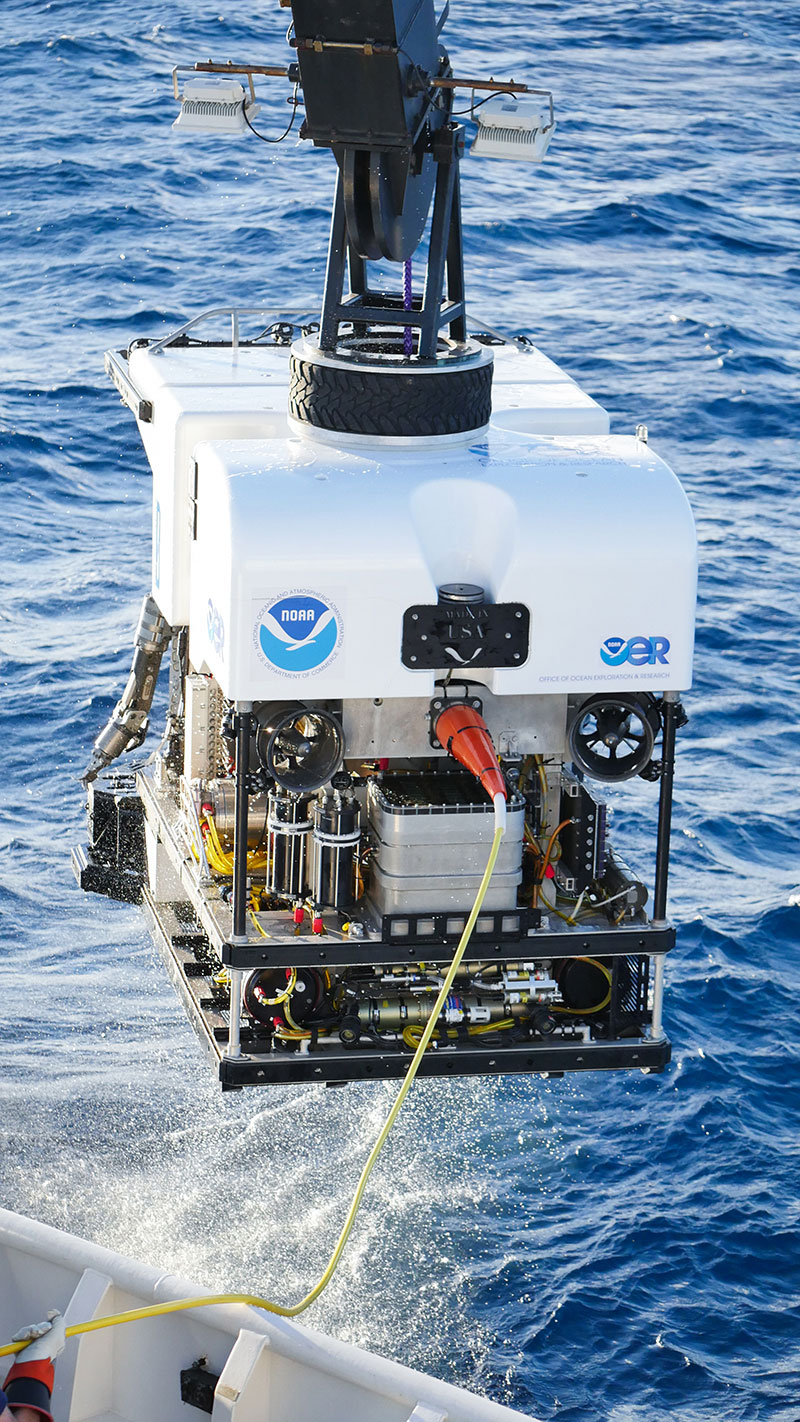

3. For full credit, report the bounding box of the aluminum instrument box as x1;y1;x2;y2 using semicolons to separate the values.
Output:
366;773;525;913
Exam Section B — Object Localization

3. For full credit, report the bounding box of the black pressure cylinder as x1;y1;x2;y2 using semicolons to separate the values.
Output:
311;791;360;909
267;790;314;900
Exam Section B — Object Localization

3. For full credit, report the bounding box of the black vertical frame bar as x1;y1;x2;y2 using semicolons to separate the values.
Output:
652;698;679;923
419;159;457;357
320;173;348;350
232;710;252;940
445;165;467;343
347;244;370;342
347;244;367;295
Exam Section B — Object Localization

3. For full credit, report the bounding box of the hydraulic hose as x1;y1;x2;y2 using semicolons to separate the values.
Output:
0;800;506;1355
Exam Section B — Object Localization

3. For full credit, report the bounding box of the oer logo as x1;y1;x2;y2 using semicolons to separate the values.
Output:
256;592;341;676
601;635;670;667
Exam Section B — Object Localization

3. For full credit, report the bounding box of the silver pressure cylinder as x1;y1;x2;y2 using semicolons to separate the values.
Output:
202;781;270;849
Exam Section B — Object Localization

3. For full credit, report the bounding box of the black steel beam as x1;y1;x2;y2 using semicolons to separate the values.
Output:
221;923;676;970
232;709;252;941
653;699;679;923
219;1037;671;1088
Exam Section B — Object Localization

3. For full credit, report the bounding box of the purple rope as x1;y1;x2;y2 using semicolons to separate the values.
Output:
403;258;413;357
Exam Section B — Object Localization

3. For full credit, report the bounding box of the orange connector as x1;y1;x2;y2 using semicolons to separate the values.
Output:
434;703;507;804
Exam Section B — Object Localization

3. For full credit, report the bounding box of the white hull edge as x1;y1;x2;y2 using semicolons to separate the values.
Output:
0;1208;536;1422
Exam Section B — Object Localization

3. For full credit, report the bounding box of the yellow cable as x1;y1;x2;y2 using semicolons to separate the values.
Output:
537;888;578;925
541;818;570;873
402;1025;426;1049
531;816;571;909
248;909;273;943
281;992;307;1032
534;753;549;808
202;811;270;876
468;1017;515;1036
247;959;297;1007
205;813;229;865
0;820;505;1357
402;1016;515;1050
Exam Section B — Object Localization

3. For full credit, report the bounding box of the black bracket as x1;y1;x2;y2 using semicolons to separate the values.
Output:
180;1360;220;1415
402;601;530;670
428;692;482;748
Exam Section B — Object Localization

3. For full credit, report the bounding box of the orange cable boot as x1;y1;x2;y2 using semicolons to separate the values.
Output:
434;703;507;805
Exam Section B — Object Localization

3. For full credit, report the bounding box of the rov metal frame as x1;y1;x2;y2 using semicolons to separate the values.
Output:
142;885;672;1089
128;686;680;1088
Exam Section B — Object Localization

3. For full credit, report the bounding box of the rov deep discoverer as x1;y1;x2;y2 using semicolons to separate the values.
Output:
75;0;696;1090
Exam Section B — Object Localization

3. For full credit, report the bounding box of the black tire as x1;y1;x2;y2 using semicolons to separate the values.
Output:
288;353;493;438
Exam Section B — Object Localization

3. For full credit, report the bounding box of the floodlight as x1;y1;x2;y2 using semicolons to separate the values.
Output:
471;93;556;162
172;77;259;137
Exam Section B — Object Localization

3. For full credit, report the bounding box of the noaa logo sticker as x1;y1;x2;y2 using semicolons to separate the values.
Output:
255;591;342;677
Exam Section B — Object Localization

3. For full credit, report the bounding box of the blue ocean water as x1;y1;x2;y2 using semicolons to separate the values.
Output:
1;1;799;1418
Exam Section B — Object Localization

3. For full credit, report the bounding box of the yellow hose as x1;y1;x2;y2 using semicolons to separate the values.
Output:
0;821;505;1359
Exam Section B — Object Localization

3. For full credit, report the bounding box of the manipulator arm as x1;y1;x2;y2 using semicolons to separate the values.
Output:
83;594;171;786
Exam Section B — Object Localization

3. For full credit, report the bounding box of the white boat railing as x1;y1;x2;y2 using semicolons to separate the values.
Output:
145;305;320;355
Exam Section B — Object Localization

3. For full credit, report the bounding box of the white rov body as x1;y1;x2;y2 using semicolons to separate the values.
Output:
0;1209;532;1422
82;318;693;1087
129;336;695;719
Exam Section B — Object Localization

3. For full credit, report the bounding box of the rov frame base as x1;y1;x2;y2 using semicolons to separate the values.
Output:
75;767;673;1089
130;765;672;1089
144;884;671;1088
